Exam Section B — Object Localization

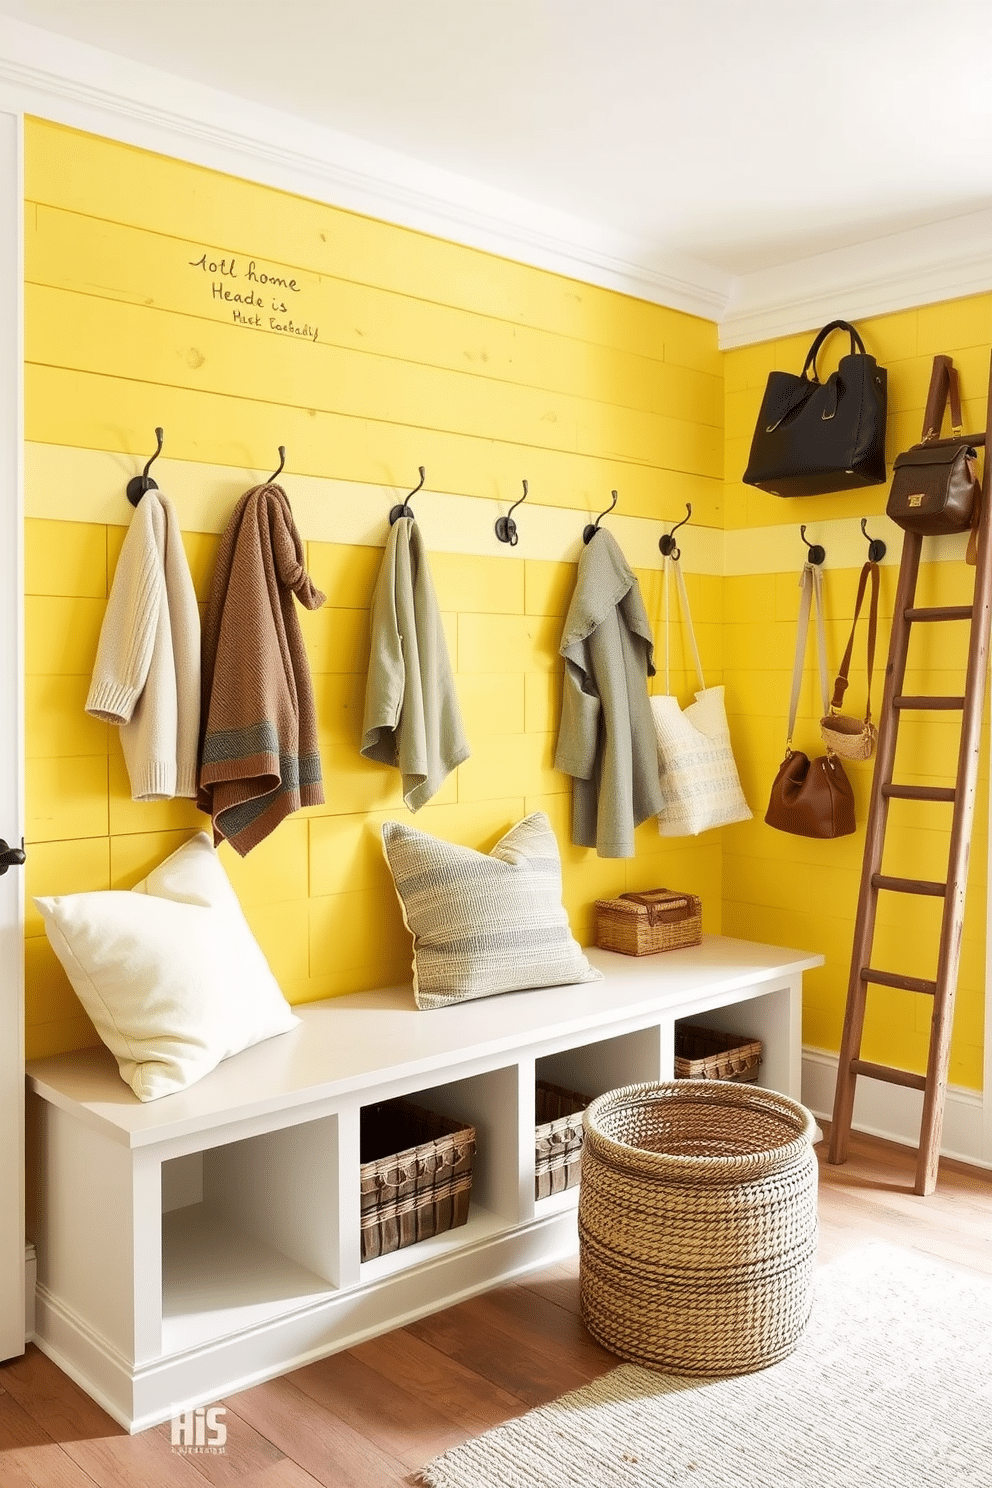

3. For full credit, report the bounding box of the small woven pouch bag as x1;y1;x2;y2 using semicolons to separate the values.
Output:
819;559;879;762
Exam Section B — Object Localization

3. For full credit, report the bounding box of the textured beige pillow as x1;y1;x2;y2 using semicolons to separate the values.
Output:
35;832;299;1101
382;812;601;1010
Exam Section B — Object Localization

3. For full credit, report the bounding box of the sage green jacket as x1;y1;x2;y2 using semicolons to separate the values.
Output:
361;516;469;810
555;530;663;857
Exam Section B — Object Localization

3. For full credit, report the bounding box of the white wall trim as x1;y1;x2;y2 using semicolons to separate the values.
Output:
802;1046;989;1172
720;209;992;349
0;15;730;323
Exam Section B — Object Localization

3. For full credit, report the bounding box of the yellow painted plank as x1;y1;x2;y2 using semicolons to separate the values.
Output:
26;204;723;424
24;596;104;676
307;541;382;611
24;517;107;597
457;612;560;674
107;750;206;836
309;886;410;976
457;673;526;739
24;836;111;939
218;819;310;907
25;1015;100;1061
429;551;524;615
109;829;197;888
26;285;722;476
25;119;719;371
26;755;109;843
456;731;564;803
25;364;725;525
24;675;108;760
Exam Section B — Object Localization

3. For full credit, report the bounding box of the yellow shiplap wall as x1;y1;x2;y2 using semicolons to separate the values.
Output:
22;119;724;1061
722;298;992;1089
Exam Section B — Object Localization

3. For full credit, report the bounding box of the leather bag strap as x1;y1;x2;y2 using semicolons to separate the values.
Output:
921;354;963;441
620;889;691;925
829;561;880;720
787;563;829;748
801;320;867;381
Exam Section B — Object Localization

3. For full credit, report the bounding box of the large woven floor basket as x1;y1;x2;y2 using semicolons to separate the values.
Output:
579;1080;818;1376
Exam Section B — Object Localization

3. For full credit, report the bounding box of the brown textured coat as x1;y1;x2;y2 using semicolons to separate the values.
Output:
198;483;325;855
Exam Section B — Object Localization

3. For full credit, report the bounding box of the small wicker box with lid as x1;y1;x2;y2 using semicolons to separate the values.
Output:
594;888;702;957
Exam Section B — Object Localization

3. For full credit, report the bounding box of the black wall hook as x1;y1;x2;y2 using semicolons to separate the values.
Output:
390;466;426;524
495;480;528;546
861;517;886;563
800;524;826;566
268;446;287;483
583;489;618;544
126;427;164;507
659;502;692;560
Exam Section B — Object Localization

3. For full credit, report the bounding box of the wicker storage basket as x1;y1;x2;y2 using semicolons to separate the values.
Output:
534;1080;590;1200
675;1023;762;1083
595;888;702;956
578;1081;818;1375
360;1098;476;1262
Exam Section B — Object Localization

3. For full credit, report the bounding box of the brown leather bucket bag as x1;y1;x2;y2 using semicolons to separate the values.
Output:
765;562;856;839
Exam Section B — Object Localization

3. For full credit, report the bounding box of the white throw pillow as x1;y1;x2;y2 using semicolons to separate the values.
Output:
382;812;602;1010
35;832;300;1101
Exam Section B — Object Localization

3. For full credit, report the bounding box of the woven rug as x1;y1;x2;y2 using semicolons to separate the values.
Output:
415;1244;992;1487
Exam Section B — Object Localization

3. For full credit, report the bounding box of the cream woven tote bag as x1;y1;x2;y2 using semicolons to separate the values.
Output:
650;557;752;837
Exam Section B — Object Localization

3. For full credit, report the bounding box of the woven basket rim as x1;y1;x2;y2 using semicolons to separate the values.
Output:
583;1079;816;1176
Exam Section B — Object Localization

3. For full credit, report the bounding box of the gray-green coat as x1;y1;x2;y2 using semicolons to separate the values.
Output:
555;530;663;857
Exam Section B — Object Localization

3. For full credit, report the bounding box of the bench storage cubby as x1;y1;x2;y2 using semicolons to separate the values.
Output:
26;934;821;1431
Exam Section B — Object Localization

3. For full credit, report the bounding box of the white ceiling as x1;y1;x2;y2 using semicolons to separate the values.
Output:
2;1;992;336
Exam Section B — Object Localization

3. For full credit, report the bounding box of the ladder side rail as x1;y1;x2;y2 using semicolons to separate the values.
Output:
915;351;992;1194
827;530;923;1165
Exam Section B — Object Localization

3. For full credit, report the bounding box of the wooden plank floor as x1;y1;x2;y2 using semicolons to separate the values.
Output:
2;1126;990;1486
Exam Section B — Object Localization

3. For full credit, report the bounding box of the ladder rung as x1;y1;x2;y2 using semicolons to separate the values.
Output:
882;784;956;802
904;605;974;622
850;1059;927;1092
871;873;946;898
861;967;938;995
893;695;965;710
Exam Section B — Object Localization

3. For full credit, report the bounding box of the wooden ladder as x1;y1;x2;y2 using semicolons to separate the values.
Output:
827;353;992;1195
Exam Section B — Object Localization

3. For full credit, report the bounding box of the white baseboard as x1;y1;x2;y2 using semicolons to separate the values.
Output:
801;1046;990;1170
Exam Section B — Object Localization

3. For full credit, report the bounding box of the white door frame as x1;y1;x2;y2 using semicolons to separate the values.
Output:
0;103;24;1362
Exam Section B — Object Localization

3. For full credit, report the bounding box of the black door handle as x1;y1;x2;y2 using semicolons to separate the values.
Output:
0;838;26;875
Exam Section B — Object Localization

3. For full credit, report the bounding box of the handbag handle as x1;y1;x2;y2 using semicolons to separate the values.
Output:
786;563;830;750
620;889;692;925
921;354;964;441
829;561;879;721
662;555;706;697
801;320;867;383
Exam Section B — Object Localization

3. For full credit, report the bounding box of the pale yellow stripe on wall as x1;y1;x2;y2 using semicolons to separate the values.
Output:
24;118;721;374
25;372;724;524
24;445;727;572
25;206;723;427
26;284;723;478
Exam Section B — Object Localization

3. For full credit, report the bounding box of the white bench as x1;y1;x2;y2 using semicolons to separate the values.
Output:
26;933;822;1432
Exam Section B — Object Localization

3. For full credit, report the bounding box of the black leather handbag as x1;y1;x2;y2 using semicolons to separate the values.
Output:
742;320;887;497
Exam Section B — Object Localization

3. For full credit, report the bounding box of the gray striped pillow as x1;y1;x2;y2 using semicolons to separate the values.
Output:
382;812;602;1010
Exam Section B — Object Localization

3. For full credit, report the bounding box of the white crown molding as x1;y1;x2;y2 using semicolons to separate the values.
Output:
720;208;992;348
0;15;730;322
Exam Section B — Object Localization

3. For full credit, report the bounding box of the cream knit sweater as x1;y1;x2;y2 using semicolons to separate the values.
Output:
86;490;201;801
